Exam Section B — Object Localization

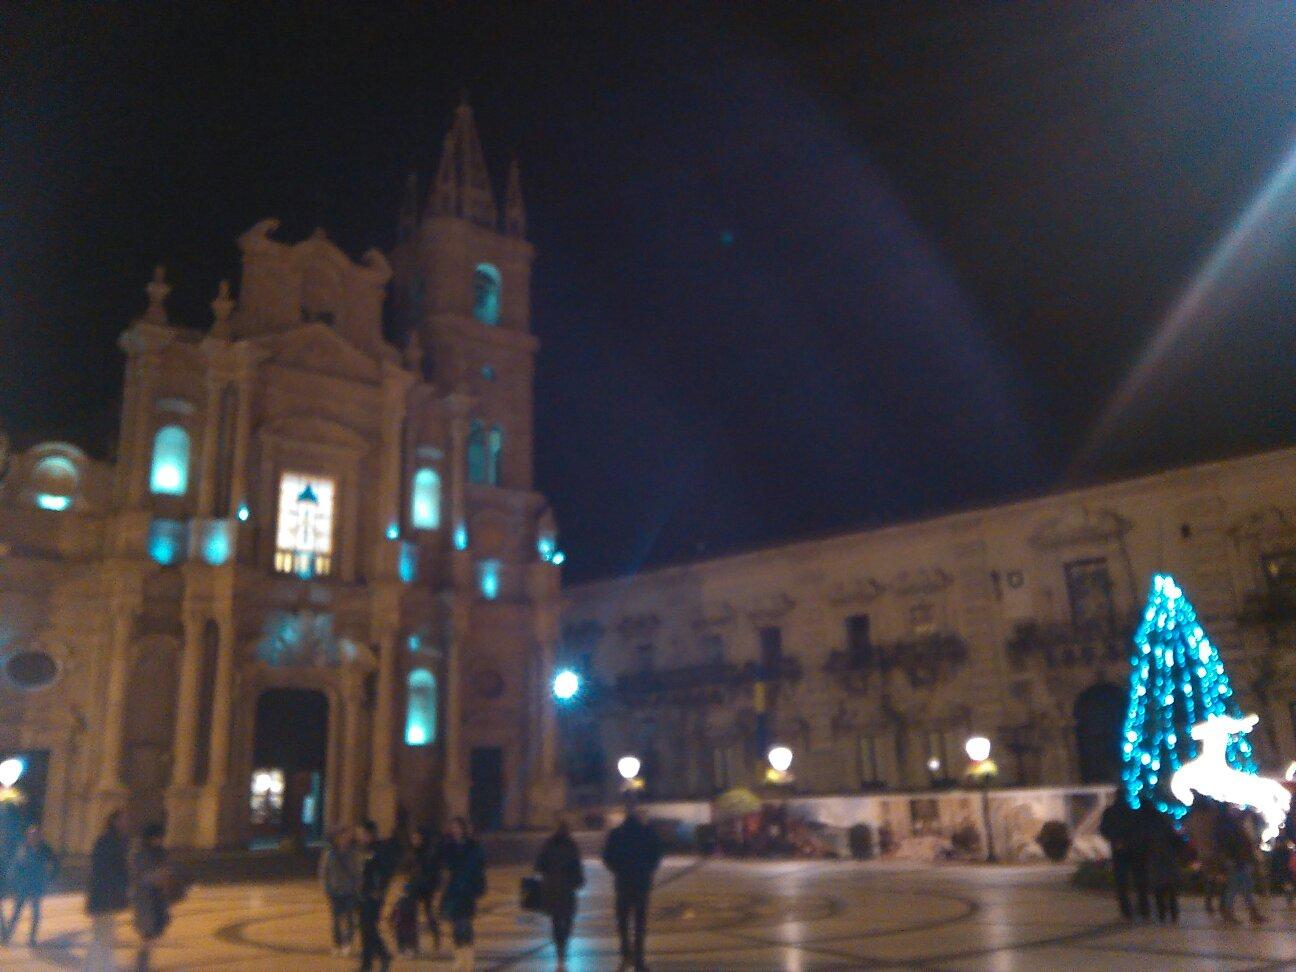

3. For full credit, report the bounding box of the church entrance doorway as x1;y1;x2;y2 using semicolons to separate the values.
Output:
469;747;504;833
251;688;328;846
1074;682;1125;784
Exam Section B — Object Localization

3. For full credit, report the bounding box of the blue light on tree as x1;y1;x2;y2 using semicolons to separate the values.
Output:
1121;573;1255;814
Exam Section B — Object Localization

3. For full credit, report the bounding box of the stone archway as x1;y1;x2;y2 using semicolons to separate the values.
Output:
251;688;329;844
1073;682;1126;784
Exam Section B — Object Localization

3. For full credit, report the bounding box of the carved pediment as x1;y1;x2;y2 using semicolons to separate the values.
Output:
692;600;735;631
261;324;383;384
746;593;795;623
1229;506;1296;544
892;568;952;597
1028;506;1132;551
615;613;661;642
259;413;369;454
826;577;886;605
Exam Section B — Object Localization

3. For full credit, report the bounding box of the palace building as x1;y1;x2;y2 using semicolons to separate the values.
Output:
561;446;1296;806
0;102;565;851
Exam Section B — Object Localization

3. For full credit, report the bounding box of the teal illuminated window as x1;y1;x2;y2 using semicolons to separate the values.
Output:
405;668;437;746
411;467;441;529
31;455;78;511
199;520;231;566
149;425;190;496
472;264;501;325
467;422;488;484
148;519;187;565
478;559;500;600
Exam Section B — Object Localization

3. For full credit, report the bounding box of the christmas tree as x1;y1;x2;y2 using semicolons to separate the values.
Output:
1121;573;1255;813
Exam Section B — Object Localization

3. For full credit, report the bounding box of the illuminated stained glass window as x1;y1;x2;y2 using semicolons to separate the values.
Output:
150;425;190;495
274;472;335;578
472;263;501;325
411;467;441;530
405;668;437;746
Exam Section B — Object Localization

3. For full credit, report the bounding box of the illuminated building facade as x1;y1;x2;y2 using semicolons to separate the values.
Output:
562;448;1296;805
0;102;565;850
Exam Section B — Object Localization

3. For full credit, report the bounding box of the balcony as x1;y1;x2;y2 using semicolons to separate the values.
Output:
824;633;970;689
613;656;802;706
1005;614;1137;669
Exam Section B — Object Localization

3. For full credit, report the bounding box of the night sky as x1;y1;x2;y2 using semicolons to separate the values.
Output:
3;3;1295;582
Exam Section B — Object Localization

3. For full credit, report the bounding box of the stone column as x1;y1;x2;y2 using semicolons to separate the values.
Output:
525;578;565;826
375;364;414;555
86;588;137;832
367;578;402;831
441;593;471;819
165;606;207;844
340;666;366;827
194;371;227;517
125;354;160;507
195;615;238;847
446;394;472;546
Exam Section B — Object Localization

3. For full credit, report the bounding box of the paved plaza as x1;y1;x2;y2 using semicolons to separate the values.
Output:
1;858;1294;970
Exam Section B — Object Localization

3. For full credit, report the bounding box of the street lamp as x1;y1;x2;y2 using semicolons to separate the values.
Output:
552;669;581;702
965;736;998;862
616;755;643;795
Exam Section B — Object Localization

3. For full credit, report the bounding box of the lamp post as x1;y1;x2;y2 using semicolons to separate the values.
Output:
965;736;998;862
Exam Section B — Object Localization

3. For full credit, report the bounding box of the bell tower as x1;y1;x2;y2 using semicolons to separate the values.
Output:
391;98;564;829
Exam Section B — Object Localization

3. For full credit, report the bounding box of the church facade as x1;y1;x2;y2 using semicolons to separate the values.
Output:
561;447;1296;806
0;103;565;851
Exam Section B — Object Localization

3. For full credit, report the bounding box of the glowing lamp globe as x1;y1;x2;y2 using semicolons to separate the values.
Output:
767;746;794;774
926;757;942;774
965;737;991;763
617;756;642;781
552;669;580;702
0;759;22;788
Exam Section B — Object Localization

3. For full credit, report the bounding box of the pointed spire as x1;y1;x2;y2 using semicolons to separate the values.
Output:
429;95;498;228
144;265;170;325
503;158;526;239
211;280;235;338
398;170;419;243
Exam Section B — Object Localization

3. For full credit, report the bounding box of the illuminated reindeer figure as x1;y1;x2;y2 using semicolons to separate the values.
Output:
1169;713;1291;848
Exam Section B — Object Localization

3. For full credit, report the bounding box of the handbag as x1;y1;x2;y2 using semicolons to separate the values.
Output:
520;873;547;913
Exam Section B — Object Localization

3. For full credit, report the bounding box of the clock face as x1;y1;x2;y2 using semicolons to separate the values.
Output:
474;670;505;699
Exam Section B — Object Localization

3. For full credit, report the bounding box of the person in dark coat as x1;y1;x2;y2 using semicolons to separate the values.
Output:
602;802;662;972
1;823;57;946
356;820;393;972
130;823;172;971
535;819;585;969
1100;793;1150;921
1143;805;1183;924
439;817;486;971
1218;804;1266;925
319;826;360;956
407;827;443;954
85;809;130;972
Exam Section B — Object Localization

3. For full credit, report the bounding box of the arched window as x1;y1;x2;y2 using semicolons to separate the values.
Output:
149;425;190;496
31;455;78;510
472;263;501;325
405;668;437;746
410;467;441;530
467;421;488;485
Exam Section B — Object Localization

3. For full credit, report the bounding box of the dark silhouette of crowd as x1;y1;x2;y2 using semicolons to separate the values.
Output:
1101;790;1296;927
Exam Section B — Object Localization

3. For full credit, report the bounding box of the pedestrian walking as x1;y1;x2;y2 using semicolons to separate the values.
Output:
1183;794;1226;914
84;809;130;972
407;827;444;954
1;823;57;946
130;823;172;971
1099;793;1150;921
602;801;662;972
356;820;392;972
389;881;421;957
1144;806;1184;924
440;817;486;972
535;818;584;970
1218;804;1267;925
319;826;359;956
